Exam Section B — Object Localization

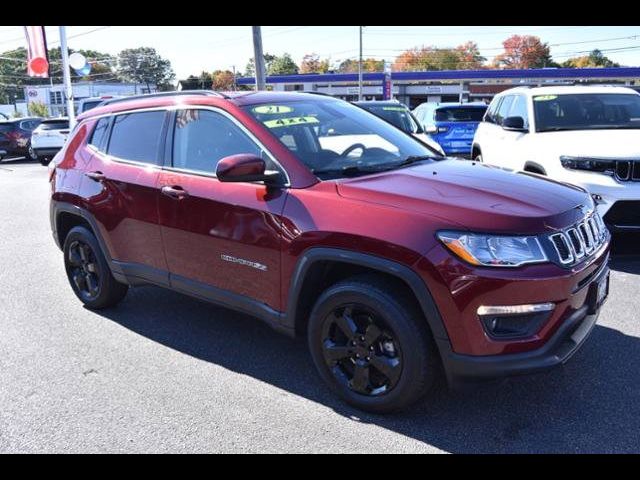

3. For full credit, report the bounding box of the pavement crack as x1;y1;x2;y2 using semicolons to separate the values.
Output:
82;368;99;376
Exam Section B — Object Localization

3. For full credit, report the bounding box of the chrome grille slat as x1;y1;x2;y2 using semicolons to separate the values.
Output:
549;213;608;266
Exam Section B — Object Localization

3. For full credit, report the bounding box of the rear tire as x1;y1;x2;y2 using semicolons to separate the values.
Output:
39;156;50;166
27;143;38;161
63;226;128;309
307;274;439;413
474;153;483;162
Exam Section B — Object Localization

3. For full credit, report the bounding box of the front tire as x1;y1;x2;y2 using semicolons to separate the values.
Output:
63;226;128;309
307;275;439;413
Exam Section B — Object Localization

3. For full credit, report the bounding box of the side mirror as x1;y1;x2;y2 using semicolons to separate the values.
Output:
216;154;284;186
425;124;438;134
502;116;527;132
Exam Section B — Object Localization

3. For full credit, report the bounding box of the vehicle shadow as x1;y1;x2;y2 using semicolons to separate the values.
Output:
96;284;640;453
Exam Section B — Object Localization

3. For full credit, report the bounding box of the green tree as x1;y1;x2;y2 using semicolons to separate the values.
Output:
11;110;23;118
563;49;619;68
116;47;175;91
28;101;49;117
245;53;276;77
267;53;299;75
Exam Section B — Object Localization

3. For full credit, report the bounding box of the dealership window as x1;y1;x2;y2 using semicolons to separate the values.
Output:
107;111;166;164
49;91;63;105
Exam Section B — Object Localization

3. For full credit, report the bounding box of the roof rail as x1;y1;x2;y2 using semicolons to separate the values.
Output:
98;90;228;107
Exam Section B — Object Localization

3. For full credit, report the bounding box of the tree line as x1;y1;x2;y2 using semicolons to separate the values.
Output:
0;46;175;103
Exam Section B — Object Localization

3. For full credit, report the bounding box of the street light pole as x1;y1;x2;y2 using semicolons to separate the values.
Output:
59;26;76;127
252;26;266;91
358;26;363;101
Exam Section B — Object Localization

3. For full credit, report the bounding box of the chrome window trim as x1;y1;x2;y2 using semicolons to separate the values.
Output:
78;104;291;187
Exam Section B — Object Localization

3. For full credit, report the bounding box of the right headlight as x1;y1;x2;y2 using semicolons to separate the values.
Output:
560;155;615;174
437;231;548;268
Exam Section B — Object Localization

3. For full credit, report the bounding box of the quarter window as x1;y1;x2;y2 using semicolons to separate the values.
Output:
89;117;110;151
172;109;272;174
107;111;166;164
485;97;503;124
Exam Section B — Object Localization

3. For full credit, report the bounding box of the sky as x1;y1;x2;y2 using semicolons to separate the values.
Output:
1;25;640;82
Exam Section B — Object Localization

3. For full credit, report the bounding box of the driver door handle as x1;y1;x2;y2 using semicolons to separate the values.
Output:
161;185;189;200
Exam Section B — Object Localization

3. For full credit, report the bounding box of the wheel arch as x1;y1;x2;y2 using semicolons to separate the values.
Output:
284;248;450;345
51;201;126;281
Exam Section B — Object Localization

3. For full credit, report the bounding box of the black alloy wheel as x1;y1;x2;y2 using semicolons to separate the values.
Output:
321;304;402;396
67;240;101;302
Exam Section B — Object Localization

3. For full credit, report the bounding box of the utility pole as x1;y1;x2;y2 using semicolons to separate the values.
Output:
232;65;236;91
59;26;76;127
252;26;266;91
358;26;363;101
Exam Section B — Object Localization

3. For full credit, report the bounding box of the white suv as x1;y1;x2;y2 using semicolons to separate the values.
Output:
31;117;70;166
472;85;640;232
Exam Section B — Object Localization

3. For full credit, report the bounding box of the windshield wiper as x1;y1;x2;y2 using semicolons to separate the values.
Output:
313;156;435;178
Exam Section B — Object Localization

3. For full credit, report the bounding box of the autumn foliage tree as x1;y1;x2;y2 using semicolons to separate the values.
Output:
338;58;385;73
493;35;552;69
212;70;236;90
300;54;330;74
393;42;485;71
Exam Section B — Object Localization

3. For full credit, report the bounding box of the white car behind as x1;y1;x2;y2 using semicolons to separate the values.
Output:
472;85;640;232
31;118;70;166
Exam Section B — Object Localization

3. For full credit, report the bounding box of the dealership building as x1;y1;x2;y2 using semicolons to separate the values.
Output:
23;81;157;117
236;67;640;109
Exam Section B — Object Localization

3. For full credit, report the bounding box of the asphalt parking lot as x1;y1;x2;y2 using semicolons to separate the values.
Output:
1;158;639;453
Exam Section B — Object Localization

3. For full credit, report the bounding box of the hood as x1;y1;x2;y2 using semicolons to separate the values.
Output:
538;129;640;157
336;160;590;234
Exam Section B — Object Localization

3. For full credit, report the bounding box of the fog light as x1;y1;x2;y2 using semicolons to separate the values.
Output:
478;303;554;339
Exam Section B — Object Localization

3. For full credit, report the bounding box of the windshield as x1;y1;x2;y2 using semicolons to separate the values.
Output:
244;99;437;179
358;104;422;134
435;106;487;122
533;93;640;132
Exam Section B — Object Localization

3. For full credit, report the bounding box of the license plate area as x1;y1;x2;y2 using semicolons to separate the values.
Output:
587;269;610;314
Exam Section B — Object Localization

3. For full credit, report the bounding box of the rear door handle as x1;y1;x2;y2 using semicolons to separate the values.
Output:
161;185;189;200
85;171;106;182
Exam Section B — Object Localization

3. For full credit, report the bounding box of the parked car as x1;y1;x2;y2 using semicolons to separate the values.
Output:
32;117;70;165
354;100;445;156
50;91;610;413
413;102;488;158
0;117;43;162
77;95;122;115
472;86;640;232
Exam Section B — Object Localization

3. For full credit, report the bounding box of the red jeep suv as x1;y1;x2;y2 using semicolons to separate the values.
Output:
49;91;611;413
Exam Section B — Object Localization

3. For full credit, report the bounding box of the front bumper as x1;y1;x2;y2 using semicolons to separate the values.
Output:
437;264;608;385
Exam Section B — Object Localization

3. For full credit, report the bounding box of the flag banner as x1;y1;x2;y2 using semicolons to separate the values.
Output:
24;26;49;77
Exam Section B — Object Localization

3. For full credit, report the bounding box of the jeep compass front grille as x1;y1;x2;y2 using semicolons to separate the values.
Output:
549;214;608;266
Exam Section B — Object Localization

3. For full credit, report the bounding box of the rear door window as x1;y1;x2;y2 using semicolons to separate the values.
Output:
40;120;70;131
107;111;166;164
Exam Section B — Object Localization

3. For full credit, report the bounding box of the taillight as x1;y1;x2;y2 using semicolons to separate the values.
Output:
48;160;56;182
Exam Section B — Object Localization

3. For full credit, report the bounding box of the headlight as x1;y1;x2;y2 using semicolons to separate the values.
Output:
437;231;548;267
560;156;615;174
